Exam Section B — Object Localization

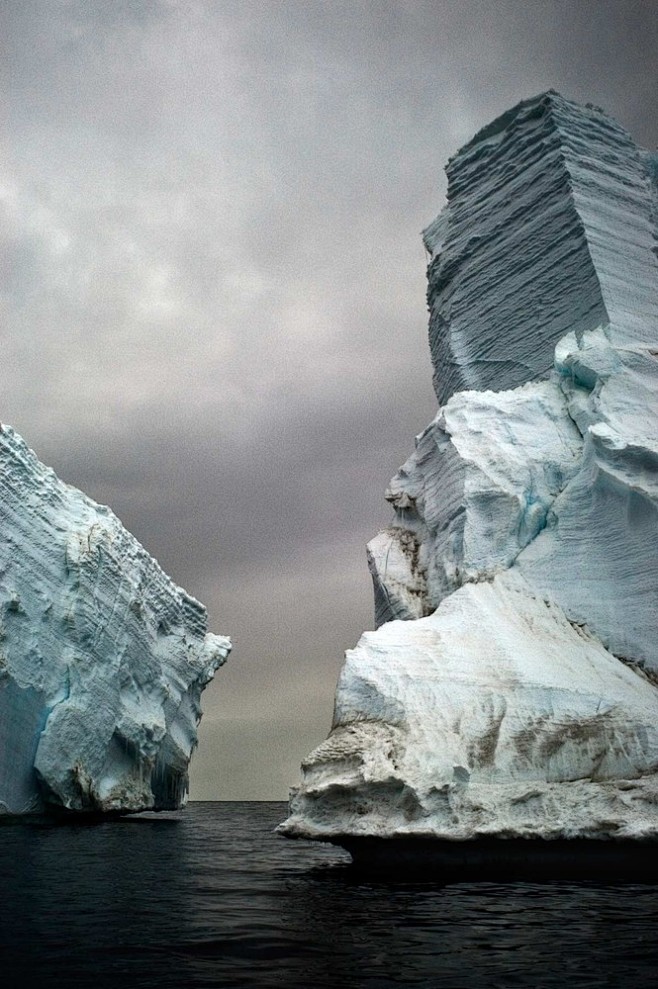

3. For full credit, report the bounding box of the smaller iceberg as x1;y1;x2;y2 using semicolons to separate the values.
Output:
0;425;230;816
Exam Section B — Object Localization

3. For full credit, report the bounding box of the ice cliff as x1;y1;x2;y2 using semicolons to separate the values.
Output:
281;92;658;849
0;426;230;815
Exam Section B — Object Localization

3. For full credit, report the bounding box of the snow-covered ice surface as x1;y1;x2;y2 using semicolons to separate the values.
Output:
0;426;230;816
280;92;658;850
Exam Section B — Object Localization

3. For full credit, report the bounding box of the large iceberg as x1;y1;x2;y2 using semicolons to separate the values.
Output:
0;425;230;815
280;92;658;857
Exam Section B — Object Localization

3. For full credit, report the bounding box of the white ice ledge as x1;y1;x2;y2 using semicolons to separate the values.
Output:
282;572;658;842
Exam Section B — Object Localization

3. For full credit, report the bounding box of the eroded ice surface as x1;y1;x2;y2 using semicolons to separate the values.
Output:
281;92;658;846
0;426;230;815
368;380;583;626
284;573;658;841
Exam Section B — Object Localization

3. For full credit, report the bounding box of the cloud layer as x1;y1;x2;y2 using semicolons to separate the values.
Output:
3;0;657;797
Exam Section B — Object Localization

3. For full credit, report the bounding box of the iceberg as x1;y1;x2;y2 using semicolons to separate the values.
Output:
0;425;230;816
280;92;658;860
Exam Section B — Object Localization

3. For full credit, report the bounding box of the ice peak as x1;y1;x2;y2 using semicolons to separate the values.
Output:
426;90;658;406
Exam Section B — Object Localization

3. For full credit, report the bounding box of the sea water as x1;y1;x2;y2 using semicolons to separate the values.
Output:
1;802;657;987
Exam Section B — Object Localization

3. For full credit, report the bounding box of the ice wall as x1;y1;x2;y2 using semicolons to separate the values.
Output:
0;426;230;815
281;93;658;848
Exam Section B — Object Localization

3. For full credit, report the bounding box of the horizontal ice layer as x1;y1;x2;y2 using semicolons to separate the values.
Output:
426;91;658;405
0;426;230;815
369;327;658;672
368;380;582;626
282;573;658;841
516;328;658;669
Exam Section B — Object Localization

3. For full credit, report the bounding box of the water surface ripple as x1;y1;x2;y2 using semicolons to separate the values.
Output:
1;802;657;987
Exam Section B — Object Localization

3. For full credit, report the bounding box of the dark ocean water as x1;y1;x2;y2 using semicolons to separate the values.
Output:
1;801;657;988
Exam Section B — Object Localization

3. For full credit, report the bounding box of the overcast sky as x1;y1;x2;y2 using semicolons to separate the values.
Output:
3;0;657;799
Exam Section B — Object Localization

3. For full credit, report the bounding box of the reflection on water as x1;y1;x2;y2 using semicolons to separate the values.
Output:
1;802;657;987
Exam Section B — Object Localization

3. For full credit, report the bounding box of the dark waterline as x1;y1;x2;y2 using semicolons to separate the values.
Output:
1;801;657;988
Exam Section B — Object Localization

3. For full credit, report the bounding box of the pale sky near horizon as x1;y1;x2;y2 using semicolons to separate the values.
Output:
3;0;657;799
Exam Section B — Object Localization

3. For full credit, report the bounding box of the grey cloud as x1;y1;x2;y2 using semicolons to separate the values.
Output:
3;0;656;798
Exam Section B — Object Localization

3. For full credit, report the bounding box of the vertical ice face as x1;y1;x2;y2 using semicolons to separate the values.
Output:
426;92;658;405
367;381;584;627
375;93;658;670
0;426;230;815
280;94;658;847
